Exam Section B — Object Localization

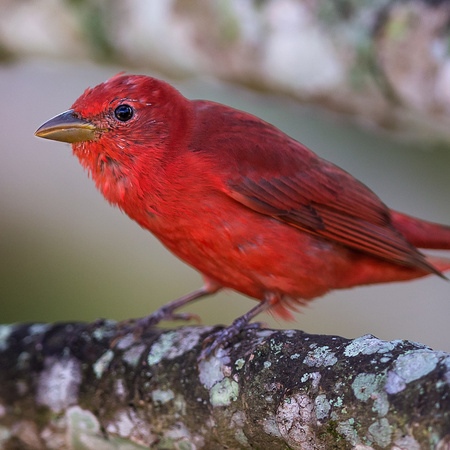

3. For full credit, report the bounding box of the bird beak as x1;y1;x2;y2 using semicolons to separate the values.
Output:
35;109;98;143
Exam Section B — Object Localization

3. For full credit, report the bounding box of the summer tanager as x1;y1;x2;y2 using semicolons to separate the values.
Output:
35;75;450;351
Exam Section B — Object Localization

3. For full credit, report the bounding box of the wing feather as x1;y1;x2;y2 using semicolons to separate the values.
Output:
190;100;440;275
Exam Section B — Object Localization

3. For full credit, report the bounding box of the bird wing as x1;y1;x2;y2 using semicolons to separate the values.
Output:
227;174;428;269
191;101;438;274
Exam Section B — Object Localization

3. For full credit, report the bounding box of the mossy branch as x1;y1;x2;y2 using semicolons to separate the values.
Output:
0;321;449;449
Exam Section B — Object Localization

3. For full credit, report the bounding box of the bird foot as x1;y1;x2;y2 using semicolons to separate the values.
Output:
199;296;273;359
111;309;201;348
134;310;202;329
199;320;265;360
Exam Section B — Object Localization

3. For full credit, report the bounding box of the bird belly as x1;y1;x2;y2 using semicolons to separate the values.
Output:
145;202;352;304
128;189;433;320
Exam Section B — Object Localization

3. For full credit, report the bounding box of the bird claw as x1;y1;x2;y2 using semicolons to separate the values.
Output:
245;321;268;330
199;321;265;360
134;311;202;328
110;310;202;349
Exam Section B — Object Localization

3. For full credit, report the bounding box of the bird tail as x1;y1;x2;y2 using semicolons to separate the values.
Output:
391;210;450;250
425;256;450;275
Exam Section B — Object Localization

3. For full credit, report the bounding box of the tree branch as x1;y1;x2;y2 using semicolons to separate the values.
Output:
0;321;449;449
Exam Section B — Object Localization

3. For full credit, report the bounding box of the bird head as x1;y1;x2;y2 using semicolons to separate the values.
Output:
35;74;193;206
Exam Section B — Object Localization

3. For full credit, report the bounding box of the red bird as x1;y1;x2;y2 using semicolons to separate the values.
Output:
35;75;450;350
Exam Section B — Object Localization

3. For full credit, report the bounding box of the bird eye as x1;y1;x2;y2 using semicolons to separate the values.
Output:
114;104;134;122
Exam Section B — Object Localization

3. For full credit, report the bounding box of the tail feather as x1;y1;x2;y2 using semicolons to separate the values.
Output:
391;211;450;250
425;256;450;275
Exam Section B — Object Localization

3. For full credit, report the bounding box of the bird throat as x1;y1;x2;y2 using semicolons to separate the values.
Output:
73;142;132;206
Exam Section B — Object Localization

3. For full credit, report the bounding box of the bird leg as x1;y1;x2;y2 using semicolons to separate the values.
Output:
112;285;221;346
200;294;274;359
134;286;215;328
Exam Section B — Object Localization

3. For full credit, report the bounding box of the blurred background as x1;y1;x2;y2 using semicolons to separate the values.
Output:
1;1;450;351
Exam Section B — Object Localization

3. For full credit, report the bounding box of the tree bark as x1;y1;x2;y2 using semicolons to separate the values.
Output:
0;321;449;449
